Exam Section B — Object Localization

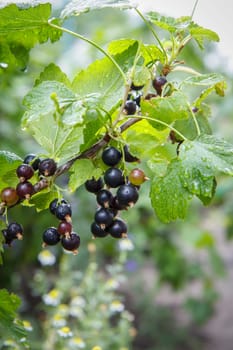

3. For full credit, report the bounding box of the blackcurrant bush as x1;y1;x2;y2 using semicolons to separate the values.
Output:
85;177;104;193
107;219;128;239
152;76;167;95
124;100;137;115
49;198;68;216
94;208;114;229
61;233;80;255
123;145;139;163
116;184;139;207
131;82;144;91
16;181;34;199
102;147;122;166
1;187;19;206
24;154;41;171
128;168;148;186
55;203;72;222
96;189;113;208
38;158;57;176
104;168;125;188
91;222;108;238
7;222;23;240
42;227;60;246
16;164;34;182
58;221;72;235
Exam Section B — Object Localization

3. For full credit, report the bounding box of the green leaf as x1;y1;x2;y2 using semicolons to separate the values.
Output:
140;44;165;65
150;159;191;223
34;63;72;87
173;113;212;141
72;42;139;111
141;91;189;130
69;159;102;192
146;12;191;33
181;73;225;87
107;38;137;55
61;0;137;18
0;151;22;188
29;188;60;211
0;4;61;71
0;289;26;341
190;25;219;49
0;220;5;265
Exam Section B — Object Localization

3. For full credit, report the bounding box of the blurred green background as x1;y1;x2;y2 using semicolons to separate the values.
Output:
1;3;233;350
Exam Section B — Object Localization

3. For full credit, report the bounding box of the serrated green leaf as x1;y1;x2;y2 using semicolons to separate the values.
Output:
140;44;165;65
146;12;191;33
0;151;22;189
0;4;61;71
150;159;191;223
107;38;137;55
173;113;212;141
181;73;225;87
72;42;139;111
141;91;189;130
34;63;71;87
69;159;102;192
61;0;137;18
190;25;219;49
132;65;151;86
0;289;26;340
29;188;60;211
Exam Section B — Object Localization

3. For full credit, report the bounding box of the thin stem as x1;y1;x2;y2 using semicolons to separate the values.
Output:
48;19;127;84
191;0;199;18
189;105;201;136
135;9;167;63
126;114;188;141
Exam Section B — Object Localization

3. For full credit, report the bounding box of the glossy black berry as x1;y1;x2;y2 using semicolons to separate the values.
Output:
110;196;127;211
91;222;108;238
116;184;139;207
61;233;80;254
94;208;114;229
152;76;167;95
1;187;19;206
104;168;125;188
16;164;34;182
55;203;72;222
85;177;104;193
16;181;34;199
42;227;60;246
107;219;128;239
124;100;137;115
123;145;139;163
96;189;113;208
102;147;122;166
49;198;68;216
7;222;23;240
58;221;72;235
2;229;12;245
38;158;57;176
23;154;41;171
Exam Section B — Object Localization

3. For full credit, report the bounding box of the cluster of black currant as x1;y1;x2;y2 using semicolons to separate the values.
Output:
42;198;80;255
85;146;148;239
124;76;168;116
0;154;57;247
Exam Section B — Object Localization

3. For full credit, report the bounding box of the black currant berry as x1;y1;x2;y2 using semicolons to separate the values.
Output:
55;203;72;222
58;221;72;235
16;181;34;199
152;76;167;95
16;164;34;182
107;219;128;239
7;222;23;240
49;198;68;216
1;187;19;206
124;100;137;115
91;222;108;238
116;184;139;207
102;147;122;166
38;158;57;176
42;227;60;246
134;94;141;107
104;168;125;188
131;82;144;91
61;233;80;255
85;177;104;193
128;168;148;186
2;229;12;245
23;154;41;171
123;145;139;163
110;196;127;211
96;189;113;208
94;208;114;229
